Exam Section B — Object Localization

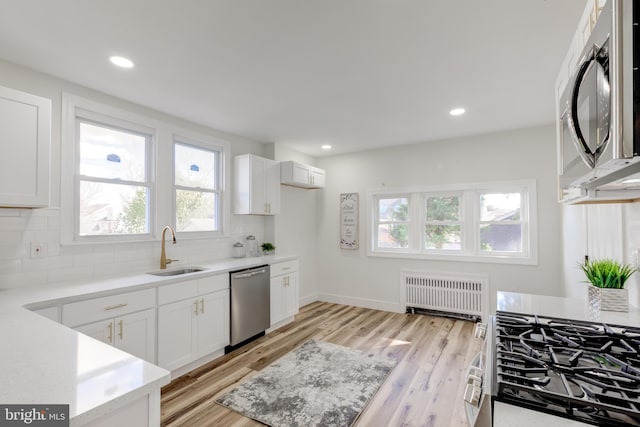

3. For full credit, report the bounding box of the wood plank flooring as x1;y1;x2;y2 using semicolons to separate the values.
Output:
161;302;481;427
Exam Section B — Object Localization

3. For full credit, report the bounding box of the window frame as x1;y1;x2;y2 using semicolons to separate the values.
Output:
366;180;538;265
73;111;156;242
372;193;414;252
172;135;224;236
61;93;231;245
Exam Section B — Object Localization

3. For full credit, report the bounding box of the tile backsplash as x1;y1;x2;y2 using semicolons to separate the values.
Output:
0;207;263;289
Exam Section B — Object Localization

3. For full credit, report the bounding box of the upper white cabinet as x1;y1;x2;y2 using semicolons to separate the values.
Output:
280;161;325;189
234;154;281;215
0;85;51;207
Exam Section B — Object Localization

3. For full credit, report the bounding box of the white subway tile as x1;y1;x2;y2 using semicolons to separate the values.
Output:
0;271;47;289
73;252;114;267
0;231;24;245
47;266;94;284
0;208;21;217
23;255;74;272
0;244;28;260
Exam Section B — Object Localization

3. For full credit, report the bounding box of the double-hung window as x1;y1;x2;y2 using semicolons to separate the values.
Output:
76;115;153;238
423;193;463;251
368;180;537;264
173;139;222;233
373;195;411;249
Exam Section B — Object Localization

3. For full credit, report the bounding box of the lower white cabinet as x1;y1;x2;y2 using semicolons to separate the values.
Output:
157;275;230;372
75;308;155;363
270;260;299;326
63;289;156;364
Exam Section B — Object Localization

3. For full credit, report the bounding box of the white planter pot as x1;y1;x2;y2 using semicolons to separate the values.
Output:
588;285;629;312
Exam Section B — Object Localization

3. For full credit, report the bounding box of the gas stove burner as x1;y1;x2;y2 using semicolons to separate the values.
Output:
495;311;640;426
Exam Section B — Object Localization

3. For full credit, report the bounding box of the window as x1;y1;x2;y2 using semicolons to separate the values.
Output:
424;193;462;251
368;181;537;264
173;140;221;233
61;93;231;244
374;195;411;249
76;118;152;238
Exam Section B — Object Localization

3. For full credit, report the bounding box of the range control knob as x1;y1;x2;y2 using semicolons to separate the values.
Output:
467;374;482;386
469;367;483;378
474;323;487;339
464;383;482;407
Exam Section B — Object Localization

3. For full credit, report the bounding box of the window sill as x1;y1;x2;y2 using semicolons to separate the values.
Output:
367;250;538;266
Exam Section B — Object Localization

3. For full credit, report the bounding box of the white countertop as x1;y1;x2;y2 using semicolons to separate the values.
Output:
497;291;640;326
0;254;297;425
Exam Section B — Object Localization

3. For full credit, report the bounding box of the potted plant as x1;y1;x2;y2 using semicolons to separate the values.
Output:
261;242;276;255
579;258;636;312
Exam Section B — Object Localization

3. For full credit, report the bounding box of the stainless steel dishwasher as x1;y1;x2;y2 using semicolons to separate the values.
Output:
228;265;270;350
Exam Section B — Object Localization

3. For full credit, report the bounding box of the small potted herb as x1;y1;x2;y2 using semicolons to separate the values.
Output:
261;242;276;255
579;258;636;312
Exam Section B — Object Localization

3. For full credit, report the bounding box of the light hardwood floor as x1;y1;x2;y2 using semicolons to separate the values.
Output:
161;301;481;427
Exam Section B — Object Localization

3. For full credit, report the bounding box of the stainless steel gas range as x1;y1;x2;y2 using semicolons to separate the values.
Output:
465;310;640;426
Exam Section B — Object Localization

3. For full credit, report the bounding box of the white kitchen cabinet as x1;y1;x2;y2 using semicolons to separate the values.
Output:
234;154;280;215
157;274;230;371
280;160;325;189
270;260;299;326
0;85;51;207
62;288;156;363
75;308;156;363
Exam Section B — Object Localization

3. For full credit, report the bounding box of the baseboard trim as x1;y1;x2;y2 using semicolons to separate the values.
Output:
299;293;320;307
315;293;404;313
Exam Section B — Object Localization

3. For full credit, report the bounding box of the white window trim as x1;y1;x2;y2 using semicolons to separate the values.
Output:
172;134;225;237
61;93;230;245
366;180;538;265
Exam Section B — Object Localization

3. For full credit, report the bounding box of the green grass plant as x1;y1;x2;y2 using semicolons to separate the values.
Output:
579;258;636;289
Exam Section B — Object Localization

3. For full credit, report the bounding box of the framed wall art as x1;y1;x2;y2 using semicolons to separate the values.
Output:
340;193;359;249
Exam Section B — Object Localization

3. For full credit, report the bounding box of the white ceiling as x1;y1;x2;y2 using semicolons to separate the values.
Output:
0;1;586;157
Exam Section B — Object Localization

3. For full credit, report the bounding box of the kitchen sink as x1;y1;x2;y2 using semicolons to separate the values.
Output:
147;267;205;276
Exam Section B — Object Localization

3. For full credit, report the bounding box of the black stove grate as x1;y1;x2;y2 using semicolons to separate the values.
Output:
495;311;640;426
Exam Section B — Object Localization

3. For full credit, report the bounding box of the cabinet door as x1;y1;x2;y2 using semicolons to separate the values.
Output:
291;163;311;184
116;308;156;363
76;318;114;346
0;85;51;207
158;299;198;371
197;289;230;357
309;168;325;188
270;276;284;326
265;158;281;214
250;155;268;214
282;272;299;319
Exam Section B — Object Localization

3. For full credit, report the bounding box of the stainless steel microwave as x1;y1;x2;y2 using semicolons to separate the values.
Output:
558;0;640;202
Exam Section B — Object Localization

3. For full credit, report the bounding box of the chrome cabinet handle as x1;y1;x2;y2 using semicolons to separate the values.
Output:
105;303;128;311
118;320;124;340
107;322;113;343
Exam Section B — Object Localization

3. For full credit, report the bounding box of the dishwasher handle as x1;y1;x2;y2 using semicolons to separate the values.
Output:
233;268;268;279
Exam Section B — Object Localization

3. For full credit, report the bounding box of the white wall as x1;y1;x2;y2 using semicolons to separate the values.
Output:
0;59;266;289
315;125;563;313
266;144;319;304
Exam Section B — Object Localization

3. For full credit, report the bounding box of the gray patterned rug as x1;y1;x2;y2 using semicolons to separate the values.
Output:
215;339;396;427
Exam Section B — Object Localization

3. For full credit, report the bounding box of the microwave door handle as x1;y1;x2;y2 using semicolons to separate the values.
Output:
568;50;597;169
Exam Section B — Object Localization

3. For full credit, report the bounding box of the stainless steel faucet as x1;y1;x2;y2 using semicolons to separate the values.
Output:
160;225;178;269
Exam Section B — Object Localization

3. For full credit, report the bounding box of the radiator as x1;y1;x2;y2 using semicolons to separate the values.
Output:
402;270;488;319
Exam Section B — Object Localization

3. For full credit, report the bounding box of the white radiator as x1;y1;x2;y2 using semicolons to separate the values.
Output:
402;270;488;319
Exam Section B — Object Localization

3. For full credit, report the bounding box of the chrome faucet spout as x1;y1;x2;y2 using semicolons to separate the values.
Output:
160;225;177;269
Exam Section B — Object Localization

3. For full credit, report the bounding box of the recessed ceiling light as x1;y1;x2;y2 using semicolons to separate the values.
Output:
450;108;466;116
321;145;332;150
109;56;134;68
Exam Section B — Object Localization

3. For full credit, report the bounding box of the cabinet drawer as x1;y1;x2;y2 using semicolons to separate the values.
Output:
198;273;229;295
63;288;155;327
270;260;298;277
158;279;198;306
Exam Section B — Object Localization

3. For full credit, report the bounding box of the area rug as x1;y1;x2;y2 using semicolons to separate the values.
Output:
215;339;396;427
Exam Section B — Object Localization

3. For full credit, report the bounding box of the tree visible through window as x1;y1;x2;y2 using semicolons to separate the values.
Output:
77;120;151;237
424;194;462;250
